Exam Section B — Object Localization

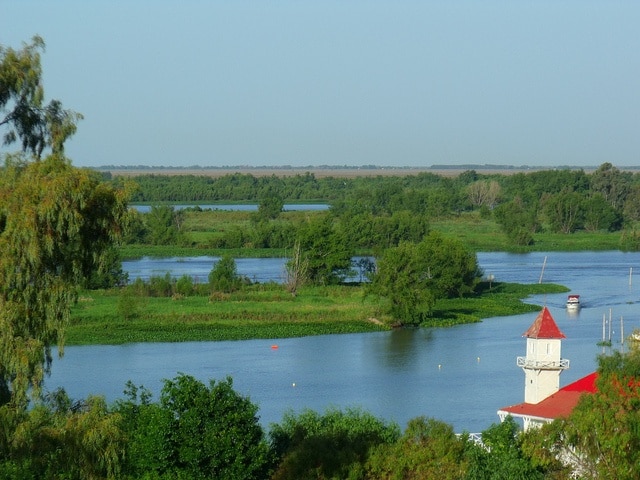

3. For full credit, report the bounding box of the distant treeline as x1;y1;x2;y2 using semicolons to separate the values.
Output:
112;163;640;245
114;172;346;202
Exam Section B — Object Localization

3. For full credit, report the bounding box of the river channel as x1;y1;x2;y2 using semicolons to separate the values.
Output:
47;251;640;432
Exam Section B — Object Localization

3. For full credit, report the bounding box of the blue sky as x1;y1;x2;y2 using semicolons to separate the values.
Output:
1;1;639;168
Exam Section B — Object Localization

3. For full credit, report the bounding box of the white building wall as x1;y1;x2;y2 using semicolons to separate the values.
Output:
523;337;563;404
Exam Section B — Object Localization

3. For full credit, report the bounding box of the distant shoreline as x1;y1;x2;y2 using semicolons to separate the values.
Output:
97;165;619;178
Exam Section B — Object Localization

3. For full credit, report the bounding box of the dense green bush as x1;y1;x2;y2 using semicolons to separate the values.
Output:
269;407;400;480
365;417;468;479
0;391;125;479
209;255;245;292
175;274;195;296
115;375;273;479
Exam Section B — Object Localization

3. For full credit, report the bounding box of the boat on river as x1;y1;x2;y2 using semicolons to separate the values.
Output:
566;294;580;310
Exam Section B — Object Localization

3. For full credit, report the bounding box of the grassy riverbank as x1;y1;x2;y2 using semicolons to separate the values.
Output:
68;282;568;345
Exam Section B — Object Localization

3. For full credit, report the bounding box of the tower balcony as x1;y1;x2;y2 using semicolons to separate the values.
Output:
516;357;570;370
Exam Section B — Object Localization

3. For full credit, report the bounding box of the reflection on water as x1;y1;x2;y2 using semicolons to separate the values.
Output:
382;328;433;370
48;251;640;432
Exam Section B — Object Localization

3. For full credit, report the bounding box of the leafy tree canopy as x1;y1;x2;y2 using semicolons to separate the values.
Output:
269;407;399;480
115;374;273;479
522;349;640;479
1;36;82;158
209;254;244;292
368;232;481;325
0;155;128;407
296;214;354;285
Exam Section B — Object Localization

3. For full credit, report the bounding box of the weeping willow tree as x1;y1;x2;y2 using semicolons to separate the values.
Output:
0;155;128;407
0;36;128;409
1;36;82;158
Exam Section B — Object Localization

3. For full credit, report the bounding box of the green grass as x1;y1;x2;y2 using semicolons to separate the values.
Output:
429;281;569;326
69;285;387;344
68;282;567;345
430;214;624;252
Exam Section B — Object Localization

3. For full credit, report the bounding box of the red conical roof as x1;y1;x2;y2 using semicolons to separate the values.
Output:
522;306;566;339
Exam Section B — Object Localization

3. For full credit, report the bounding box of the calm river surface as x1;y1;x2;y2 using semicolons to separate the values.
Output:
133;204;329;213
48;252;640;432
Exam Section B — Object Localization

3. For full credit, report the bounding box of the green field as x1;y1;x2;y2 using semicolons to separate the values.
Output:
68;282;568;345
430;215;624;252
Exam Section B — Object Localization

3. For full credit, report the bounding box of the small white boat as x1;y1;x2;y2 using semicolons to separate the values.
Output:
566;294;580;309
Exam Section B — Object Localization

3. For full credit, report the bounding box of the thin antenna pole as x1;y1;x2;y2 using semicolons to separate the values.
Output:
609;308;612;341
621;316;624;345
539;256;547;284
602;314;606;342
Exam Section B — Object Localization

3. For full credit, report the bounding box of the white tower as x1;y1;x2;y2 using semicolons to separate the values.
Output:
516;306;569;404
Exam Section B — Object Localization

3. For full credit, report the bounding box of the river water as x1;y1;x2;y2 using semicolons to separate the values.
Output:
47;251;640;433
133;204;329;213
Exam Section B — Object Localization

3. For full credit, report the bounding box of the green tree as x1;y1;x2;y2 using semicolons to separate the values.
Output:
543;190;585;234
1;392;125;479
209;254;243;293
368;232;481;325
582;193;622;232
256;190;284;220
269;407;400;480
493;196;537;246
0;155;127;407
530;350;640;479
590;162;631;210
1;36;82;158
85;244;128;289
116;375;273;479
368;241;436;325
145;204;182;245
365;416;468;479
121;208;148;244
465;417;544;480
296;214;354;285
175;274;195;296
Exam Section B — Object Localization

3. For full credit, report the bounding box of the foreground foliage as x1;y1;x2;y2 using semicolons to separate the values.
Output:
524;349;640;480
2;348;639;479
269;408;400;480
115;374;273;479
0;393;124;479
1;36;127;410
0;155;127;407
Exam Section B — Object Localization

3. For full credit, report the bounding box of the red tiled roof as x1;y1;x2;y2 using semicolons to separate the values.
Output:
562;371;598;393
522;306;566;339
499;372;598;420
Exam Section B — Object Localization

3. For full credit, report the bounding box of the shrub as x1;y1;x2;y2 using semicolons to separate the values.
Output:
149;273;174;297
269;407;399;480
209;255;243;293
115;375;273;479
175;274;195;296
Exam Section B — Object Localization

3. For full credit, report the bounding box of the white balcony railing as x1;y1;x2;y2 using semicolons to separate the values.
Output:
516;356;570;370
